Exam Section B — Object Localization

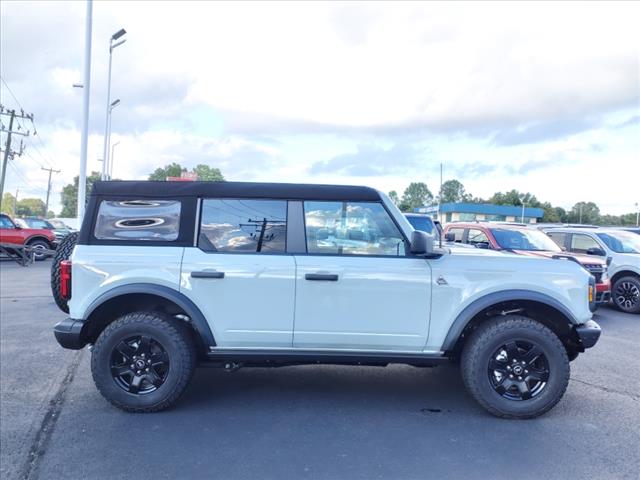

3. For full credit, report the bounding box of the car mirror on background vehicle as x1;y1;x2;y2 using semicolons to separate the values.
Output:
444;232;455;242
410;230;433;255
586;247;606;256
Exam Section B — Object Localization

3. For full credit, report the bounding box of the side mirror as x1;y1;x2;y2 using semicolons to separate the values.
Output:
444;232;455;242
474;243;489;249
410;230;434;255
586;247;606;256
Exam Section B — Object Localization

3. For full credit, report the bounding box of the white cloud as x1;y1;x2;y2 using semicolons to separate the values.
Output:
1;1;639;216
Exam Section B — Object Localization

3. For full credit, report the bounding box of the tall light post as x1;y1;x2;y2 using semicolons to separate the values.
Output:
105;98;120;179
78;0;93;223
520;194;527;223
101;28;126;181
109;141;120;179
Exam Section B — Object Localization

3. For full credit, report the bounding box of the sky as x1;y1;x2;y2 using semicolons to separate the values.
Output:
1;0;639;216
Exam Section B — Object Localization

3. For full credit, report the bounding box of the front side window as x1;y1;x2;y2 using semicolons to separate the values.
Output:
199;199;287;253
468;229;490;248
570;234;601;254
94;200;181;241
304;201;405;256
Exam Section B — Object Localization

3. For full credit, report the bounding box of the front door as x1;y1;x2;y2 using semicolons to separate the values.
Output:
293;201;432;351
180;198;295;348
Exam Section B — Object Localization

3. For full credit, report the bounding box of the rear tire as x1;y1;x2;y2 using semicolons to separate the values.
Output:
50;232;78;313
612;276;640;314
91;312;196;413
461;315;570;419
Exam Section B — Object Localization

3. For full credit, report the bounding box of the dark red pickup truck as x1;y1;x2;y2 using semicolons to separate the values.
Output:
0;213;57;260
443;222;611;305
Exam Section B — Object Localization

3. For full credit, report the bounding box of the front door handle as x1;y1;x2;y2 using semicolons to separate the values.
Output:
305;273;339;281
191;271;225;279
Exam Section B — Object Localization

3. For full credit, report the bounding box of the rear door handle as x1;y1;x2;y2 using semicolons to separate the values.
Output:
191;271;225;279
305;273;339;281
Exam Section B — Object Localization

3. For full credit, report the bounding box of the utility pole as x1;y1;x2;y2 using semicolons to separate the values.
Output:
42;166;61;216
1;107;33;201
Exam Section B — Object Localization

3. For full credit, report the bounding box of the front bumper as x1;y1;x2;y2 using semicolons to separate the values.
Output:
53;318;88;350
595;290;611;305
575;319;601;349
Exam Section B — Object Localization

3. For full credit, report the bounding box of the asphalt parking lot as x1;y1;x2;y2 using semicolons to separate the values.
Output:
1;259;639;480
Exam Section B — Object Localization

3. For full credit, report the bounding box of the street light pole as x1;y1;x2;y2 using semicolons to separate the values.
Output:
105;99;120;180
109;141;120;179
78;0;93;223
101;28;126;181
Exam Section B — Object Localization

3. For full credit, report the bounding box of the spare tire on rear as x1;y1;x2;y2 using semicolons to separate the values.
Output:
51;232;79;313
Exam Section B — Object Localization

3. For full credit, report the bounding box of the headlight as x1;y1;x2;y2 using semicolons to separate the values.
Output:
600;271;608;282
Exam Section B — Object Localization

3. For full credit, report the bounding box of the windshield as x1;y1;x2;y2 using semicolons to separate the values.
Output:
490;228;562;252
597;231;640;254
406;216;434;234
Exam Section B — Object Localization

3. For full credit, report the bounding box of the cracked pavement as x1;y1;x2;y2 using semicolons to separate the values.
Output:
1;260;639;479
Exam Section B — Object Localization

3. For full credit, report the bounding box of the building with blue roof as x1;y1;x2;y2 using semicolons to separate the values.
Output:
415;202;544;224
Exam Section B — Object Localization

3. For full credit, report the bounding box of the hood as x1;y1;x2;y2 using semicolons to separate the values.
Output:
510;249;605;266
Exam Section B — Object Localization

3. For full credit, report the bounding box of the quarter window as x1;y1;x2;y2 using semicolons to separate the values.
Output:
199;199;287;253
304;201;405;256
546;232;567;249
94;200;181;241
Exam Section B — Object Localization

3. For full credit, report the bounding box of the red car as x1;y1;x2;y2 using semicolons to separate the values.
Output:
443;222;611;305
0;213;57;261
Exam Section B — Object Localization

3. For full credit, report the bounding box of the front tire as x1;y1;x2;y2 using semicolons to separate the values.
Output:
461;315;570;419
91;312;196;413
28;239;51;261
612;276;640;314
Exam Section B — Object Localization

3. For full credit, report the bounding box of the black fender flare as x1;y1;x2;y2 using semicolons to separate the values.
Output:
84;283;216;349
441;289;579;351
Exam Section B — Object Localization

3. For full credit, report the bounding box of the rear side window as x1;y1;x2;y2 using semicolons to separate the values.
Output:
304;201;405;256
199;199;287;253
94;200;181;241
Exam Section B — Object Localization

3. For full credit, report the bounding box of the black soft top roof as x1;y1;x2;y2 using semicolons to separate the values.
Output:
91;181;381;202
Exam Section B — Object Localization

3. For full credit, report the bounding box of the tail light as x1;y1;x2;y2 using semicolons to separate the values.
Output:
60;260;72;300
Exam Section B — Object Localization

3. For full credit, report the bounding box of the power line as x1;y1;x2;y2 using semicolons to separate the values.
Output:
0;76;25;112
1;75;58;169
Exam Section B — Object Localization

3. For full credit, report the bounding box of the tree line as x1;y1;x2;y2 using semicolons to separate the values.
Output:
389;179;637;225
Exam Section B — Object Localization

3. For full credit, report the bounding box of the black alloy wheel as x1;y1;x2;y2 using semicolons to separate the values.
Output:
613;277;640;313
487;340;550;401
110;335;170;395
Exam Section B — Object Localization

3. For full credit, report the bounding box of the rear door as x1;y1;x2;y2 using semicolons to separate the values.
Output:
180;198;296;348
293;201;432;351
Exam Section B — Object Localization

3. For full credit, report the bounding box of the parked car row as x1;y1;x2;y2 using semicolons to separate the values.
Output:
406;214;640;314
0;213;76;261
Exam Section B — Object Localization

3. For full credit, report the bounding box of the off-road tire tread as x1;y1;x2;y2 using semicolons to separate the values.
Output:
612;276;640;314
50;232;78;313
91;312;196;413
461;315;570;419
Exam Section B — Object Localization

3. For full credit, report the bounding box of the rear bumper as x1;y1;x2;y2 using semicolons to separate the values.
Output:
575;320;601;349
53;318;88;350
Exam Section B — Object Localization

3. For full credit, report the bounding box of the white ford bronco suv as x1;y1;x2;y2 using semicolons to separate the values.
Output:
52;181;601;418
